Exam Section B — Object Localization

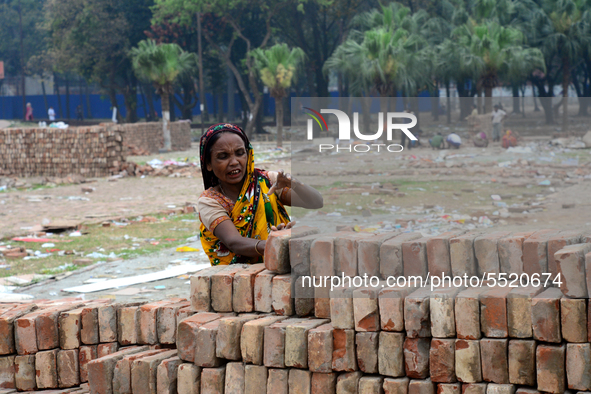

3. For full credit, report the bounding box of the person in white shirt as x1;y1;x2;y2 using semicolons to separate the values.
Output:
48;107;56;121
446;133;462;149
491;105;506;142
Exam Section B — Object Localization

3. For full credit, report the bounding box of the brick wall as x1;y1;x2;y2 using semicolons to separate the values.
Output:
0;121;191;178
0;126;125;178
118;120;191;154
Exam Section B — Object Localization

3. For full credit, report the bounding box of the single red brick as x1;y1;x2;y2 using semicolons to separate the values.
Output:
536;344;565;394
404;337;431;379
402;237;429;278
531;287;562;343
79;345;97;383
332;329;357;372
480;287;512;338
523;229;558;275
430;339;456;383
480;339;508;384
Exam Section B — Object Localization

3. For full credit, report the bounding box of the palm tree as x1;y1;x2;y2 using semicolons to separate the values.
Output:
527;0;591;132
251;43;306;147
325;26;432;129
130;39;197;151
453;21;545;113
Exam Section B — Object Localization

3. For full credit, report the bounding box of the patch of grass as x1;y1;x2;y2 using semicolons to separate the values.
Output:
0;213;202;277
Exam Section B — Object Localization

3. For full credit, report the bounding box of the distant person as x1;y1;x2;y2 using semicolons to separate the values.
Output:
48;107;56;121
25;103;33;121
429;132;444;149
491;104;506;142
446;133;462;149
502;129;518;148
473;131;489;147
76;105;84;121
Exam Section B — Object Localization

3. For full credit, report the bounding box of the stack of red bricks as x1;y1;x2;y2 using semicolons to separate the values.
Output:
1;227;591;393
174;227;591;394
0;297;195;393
0;127;125;178
115;121;191;154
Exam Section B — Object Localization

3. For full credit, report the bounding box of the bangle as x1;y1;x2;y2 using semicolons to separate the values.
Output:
255;240;264;256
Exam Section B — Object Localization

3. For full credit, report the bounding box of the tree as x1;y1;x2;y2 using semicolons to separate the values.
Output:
0;0;46;118
153;0;287;137
273;0;371;97
453;20;544;113
130;39;197;151
527;0;590;132
45;0;154;123
252;43;305;147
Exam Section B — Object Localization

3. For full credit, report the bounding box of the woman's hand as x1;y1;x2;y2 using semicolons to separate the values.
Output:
267;169;294;196
271;221;296;231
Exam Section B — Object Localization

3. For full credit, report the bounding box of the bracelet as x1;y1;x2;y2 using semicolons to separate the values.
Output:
255;240;264;256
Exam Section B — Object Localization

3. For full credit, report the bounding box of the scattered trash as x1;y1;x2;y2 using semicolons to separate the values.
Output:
154;285;166;290
41;243;55;248
86;251;118;259
538;180;551;186
506;146;533;154
490;195;501;201
69;231;82;237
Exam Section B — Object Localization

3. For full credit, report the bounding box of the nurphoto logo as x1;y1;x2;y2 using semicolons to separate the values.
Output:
304;107;418;152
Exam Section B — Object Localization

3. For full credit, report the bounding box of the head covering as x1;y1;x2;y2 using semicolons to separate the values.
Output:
199;123;290;265
200;123;249;189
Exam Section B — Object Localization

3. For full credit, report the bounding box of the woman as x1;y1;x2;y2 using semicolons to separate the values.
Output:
198;123;323;265
473;131;489;147
502;129;518;149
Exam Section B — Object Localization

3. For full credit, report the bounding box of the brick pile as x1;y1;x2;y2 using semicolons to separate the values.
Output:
115;121;191;154
0;297;194;393
0;121;191;178
0;228;590;393
0;127;125;178
175;227;591;394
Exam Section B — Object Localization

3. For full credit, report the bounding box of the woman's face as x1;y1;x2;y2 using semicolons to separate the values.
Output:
206;133;247;186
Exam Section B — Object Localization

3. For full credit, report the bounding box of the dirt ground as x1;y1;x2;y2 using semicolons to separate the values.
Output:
2;108;591;300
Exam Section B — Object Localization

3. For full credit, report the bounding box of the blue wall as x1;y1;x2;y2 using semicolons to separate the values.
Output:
0;90;432;120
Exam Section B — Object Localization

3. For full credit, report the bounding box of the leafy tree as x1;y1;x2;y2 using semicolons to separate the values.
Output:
45;0;154;123
0;0;46;118
252;43;305;147
453;20;544;113
130;39;197;151
153;0;286;137
527;0;590;131
274;0;371;98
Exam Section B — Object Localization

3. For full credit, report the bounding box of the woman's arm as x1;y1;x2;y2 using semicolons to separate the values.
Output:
213;220;294;257
268;171;323;209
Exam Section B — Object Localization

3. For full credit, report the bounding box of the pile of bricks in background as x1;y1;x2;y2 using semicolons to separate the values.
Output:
0;127;124;178
0;121;190;178
175;227;591;394
0;297;195;393
115;121;191;155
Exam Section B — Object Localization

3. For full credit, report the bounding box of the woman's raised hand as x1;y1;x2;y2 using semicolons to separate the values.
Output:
271;221;296;231
267;169;293;196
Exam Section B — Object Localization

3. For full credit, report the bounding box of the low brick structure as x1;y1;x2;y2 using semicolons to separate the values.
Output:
0;227;587;393
0;121;191;178
117;120;191;154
